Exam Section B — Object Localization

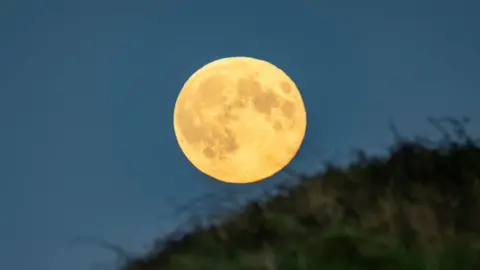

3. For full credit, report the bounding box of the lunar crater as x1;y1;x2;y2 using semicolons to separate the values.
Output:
252;89;279;115
280;81;292;94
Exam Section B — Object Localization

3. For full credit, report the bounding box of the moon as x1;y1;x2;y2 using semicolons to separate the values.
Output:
173;56;307;184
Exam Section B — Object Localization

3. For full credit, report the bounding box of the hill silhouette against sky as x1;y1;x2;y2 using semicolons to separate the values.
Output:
110;117;480;270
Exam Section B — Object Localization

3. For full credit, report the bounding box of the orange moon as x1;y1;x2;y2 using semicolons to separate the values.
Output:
173;56;307;184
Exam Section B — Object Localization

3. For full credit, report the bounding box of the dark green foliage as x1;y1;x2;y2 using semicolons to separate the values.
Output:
121;119;480;270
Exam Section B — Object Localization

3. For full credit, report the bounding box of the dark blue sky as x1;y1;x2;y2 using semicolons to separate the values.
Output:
1;0;479;270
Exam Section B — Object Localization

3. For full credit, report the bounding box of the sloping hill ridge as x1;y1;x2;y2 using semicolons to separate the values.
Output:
121;120;480;270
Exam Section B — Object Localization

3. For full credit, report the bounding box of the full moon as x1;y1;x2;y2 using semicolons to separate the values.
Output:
173;56;307;184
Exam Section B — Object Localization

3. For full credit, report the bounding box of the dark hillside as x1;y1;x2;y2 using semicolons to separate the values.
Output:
121;118;480;270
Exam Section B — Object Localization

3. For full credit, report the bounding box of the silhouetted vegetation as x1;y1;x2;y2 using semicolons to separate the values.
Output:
120;117;480;270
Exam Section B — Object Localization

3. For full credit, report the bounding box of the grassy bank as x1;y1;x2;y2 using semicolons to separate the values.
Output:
121;118;480;270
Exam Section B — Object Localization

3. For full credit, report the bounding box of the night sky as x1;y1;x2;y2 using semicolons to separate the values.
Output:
1;1;479;270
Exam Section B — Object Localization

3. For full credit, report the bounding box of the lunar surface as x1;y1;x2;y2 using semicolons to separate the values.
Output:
173;56;307;184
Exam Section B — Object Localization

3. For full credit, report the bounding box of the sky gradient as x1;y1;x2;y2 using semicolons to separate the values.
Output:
1;1;479;270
